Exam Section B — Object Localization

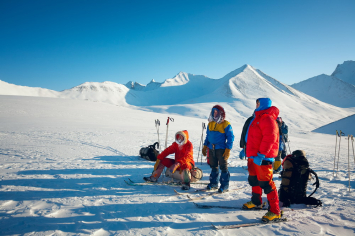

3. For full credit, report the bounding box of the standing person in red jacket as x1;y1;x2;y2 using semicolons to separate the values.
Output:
143;130;194;190
242;98;281;222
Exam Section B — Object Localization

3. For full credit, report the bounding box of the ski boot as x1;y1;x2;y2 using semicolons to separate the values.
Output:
181;182;190;190
242;201;265;210
143;176;157;182
218;171;230;193
207;170;219;190
261;210;282;223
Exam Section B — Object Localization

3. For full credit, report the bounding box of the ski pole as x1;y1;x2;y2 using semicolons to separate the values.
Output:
155;119;161;152
334;130;338;176
162;117;173;182
352;135;355;165
165;117;174;149
336;130;344;176
348;135;351;192
198;122;206;165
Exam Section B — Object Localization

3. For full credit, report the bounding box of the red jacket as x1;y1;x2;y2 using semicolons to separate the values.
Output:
246;106;280;158
157;130;195;170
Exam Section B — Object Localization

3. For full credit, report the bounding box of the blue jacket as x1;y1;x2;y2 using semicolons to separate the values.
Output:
204;120;234;150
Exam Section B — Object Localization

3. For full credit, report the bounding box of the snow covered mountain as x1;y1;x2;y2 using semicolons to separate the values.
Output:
1;64;353;131
331;60;355;85
0;80;59;97
291;61;355;108
291;74;355;108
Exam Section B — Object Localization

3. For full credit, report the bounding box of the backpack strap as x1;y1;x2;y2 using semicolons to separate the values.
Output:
301;196;322;207
151;142;159;150
308;168;320;198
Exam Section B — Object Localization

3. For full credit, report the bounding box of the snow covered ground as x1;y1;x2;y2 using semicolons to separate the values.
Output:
1;95;355;235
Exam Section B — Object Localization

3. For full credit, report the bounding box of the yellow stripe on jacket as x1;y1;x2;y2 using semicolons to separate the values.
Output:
208;121;231;133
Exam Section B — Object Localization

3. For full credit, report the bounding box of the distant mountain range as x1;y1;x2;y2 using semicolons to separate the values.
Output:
291;60;355;108
1;64;353;131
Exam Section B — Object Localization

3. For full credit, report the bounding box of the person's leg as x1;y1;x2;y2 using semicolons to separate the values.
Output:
147;158;174;181
216;149;230;192
255;163;281;216
243;158;263;209
273;151;282;172
207;148;219;189
181;169;191;190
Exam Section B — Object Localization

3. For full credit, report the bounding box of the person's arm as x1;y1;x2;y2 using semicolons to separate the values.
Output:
157;143;177;160
283;123;288;134
225;123;234;150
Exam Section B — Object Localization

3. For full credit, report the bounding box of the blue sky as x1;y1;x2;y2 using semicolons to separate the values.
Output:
1;0;354;91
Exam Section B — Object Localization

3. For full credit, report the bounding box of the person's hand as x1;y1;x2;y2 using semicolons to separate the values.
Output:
239;149;245;160
202;145;208;156
253;153;265;166
222;149;231;160
169;162;180;174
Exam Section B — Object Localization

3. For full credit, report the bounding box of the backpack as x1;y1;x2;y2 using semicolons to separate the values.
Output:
139;142;159;162
279;154;322;207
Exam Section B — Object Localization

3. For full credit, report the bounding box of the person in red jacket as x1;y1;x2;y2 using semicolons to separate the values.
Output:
143;130;194;190
242;98;281;222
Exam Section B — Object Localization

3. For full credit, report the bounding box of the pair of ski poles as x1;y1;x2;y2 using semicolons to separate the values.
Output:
154;117;174;177
198;122;206;165
155;117;174;151
334;131;355;192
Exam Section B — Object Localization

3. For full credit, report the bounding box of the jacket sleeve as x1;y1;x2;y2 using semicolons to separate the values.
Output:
225;124;234;150
203;124;210;147
157;143;177;160
259;116;279;156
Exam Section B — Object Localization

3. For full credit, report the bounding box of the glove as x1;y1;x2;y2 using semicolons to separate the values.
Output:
239;149;245;160
202;145;208;156
222;149;231;160
253;153;265;166
169;162;181;174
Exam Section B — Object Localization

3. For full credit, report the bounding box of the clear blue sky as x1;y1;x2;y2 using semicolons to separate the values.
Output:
1;0;354;91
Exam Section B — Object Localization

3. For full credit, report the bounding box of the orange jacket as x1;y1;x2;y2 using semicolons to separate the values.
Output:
157;130;195;170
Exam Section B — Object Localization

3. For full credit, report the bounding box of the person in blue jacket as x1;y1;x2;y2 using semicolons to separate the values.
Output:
202;105;234;193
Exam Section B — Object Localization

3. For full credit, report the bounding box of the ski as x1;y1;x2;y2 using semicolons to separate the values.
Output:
187;187;246;201
173;188;216;195
124;179;179;186
211;218;287;230
125;179;209;186
194;201;267;210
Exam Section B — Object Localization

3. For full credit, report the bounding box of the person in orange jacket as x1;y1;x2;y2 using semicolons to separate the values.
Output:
143;130;194;190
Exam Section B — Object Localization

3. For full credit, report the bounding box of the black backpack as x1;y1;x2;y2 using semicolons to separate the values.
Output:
279;155;322;207
139;142;159;162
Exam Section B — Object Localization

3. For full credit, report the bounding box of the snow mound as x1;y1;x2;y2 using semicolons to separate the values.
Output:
313;114;355;136
60;81;137;106
0;80;59;97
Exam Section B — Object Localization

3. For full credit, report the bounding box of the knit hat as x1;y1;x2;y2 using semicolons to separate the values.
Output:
292;150;306;158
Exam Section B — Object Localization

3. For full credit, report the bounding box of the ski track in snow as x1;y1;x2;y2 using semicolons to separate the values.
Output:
0;95;355;235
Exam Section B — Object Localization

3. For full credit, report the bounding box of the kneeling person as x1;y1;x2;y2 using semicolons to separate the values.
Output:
143;130;194;190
